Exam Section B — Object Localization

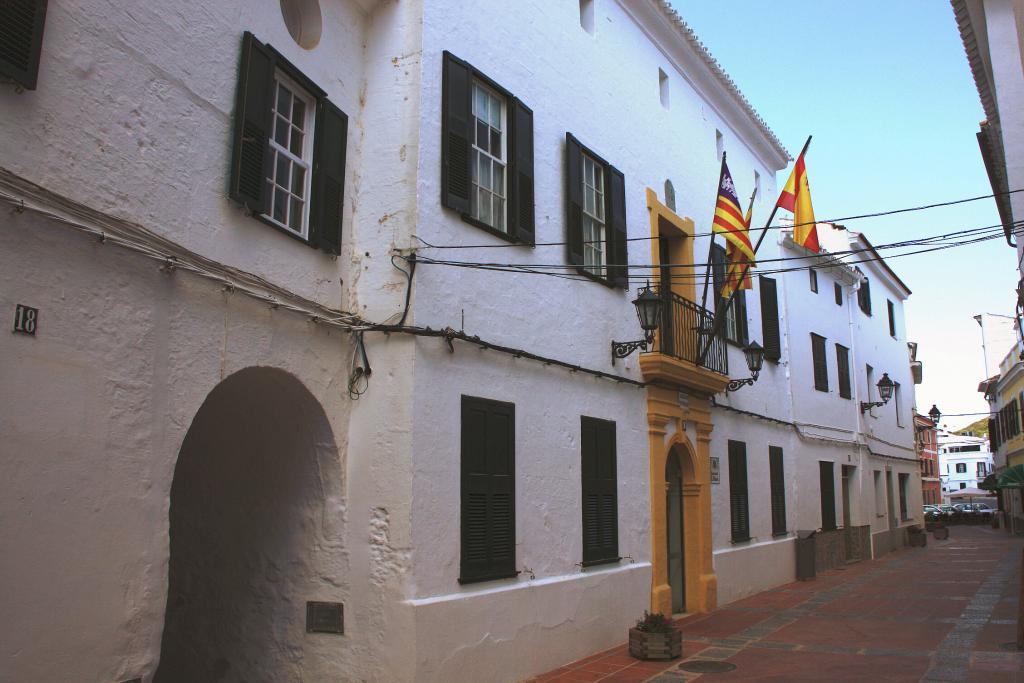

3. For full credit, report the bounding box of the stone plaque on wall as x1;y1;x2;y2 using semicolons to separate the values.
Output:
710;456;720;484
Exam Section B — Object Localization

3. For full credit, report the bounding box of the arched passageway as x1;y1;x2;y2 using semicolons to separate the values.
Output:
155;367;342;683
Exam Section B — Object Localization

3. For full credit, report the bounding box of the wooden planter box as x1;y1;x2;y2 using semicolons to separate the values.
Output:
629;626;682;660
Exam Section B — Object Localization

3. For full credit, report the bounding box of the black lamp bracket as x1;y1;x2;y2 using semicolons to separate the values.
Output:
611;339;649;365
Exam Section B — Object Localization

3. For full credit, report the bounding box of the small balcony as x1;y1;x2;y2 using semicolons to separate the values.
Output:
639;291;731;394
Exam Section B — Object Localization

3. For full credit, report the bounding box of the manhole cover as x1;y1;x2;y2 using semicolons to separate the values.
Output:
678;660;738;674
1000;642;1023;652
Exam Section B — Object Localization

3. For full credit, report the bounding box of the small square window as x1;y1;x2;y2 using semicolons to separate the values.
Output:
470;80;508;233
265;71;316;239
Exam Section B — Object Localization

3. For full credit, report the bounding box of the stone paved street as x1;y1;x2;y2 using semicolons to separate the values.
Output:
527;526;1024;682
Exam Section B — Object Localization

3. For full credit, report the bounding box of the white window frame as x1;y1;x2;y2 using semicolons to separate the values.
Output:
470;79;508;233
264;69;316;239
581;152;606;276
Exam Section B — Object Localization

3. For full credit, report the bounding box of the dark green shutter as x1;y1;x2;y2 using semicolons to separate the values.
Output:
460;396;516;584
565;133;584;266
728;441;749;542
887;300;896;337
229;32;275;214
581;417;618;565
811;333;828;392
759;276;781;361
441;52;472;214
769;446;786;535
508;98;535;244
819;461;836;531
836;344;851;399
834;282;842;306
734;290;748;344
859;278;872;315
0;0;47;90
311;99;347;255
606;166;628;288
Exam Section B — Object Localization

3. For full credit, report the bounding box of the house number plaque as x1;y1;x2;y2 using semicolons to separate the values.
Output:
12;304;38;335
710;456;720;484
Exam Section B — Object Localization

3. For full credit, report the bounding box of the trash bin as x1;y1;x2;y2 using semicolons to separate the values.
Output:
796;530;816;581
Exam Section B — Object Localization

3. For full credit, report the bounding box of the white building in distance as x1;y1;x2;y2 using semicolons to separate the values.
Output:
937;431;994;496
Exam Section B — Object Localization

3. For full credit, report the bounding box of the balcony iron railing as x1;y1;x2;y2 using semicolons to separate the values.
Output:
650;291;728;376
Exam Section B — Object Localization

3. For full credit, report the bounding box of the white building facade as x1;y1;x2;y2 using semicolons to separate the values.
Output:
0;1;798;682
709;222;922;604
938;432;995;495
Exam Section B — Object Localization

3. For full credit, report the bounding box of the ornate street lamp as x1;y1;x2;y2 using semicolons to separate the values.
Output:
725;341;765;392
611;284;663;364
928;404;941;423
860;372;895;413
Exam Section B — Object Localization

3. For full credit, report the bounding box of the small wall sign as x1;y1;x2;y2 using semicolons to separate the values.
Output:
710;456;720;484
306;601;344;634
12;304;38;335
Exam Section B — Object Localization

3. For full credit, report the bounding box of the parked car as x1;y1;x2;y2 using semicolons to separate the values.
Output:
960;503;994;518
938;504;957;517
923;505;941;516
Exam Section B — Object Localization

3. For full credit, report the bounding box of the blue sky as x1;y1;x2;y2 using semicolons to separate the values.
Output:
677;0;1017;429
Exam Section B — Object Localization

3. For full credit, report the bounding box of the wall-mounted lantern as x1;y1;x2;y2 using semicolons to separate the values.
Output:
611;284;663;364
860;372;894;414
725;341;765;393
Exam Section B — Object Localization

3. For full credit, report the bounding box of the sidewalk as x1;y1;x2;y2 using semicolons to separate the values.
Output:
527;526;1024;682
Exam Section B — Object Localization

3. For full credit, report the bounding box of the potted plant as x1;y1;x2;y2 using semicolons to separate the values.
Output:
629;611;682;660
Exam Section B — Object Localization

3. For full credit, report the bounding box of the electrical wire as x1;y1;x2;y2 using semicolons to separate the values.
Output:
413;187;1024;249
405;221;1014;285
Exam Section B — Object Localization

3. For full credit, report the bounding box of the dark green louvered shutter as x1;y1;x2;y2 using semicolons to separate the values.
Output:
508;97;535;244
769;446;786;536
229;32;275;214
441;52;472;214
759;276;781;360
582;417;618;565
728;441;749;542
566;133;584;266
819;461;836;531
836;344;851;399
606;166;628;288
311;99;347;255
734;290;748;344
0;0;47;90
460;396;516;584
811;333;828;391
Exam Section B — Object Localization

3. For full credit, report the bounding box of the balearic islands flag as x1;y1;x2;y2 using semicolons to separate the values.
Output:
712;158;756;262
777;150;819;252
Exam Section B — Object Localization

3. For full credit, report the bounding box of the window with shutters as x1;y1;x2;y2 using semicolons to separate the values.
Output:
442;52;534;245
809;268;818;293
858;276;872;315
819;461;836;531
712;244;748;344
565;133;628;287
229;32;347;255
728;441;750;542
759;276;781;361
460;396;516;584
836;344;851;399
834;282;843;306
769;446;787;536
0;0;48;90
581;417;619;566
811;333;828;392
955;462;966;474
887;299;897;338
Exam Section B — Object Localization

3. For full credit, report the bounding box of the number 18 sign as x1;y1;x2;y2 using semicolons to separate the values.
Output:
13;304;38;335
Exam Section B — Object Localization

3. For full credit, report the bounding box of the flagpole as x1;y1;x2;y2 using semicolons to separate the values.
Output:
700;152;728;311
697;136;812;366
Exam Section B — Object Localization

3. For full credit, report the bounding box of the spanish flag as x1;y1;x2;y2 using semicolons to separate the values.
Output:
722;200;755;298
712;158;755;261
777;150;819;252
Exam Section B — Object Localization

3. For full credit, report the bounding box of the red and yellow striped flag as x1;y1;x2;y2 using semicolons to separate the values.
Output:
777;150;819;252
722;200;755;298
712;159;755;261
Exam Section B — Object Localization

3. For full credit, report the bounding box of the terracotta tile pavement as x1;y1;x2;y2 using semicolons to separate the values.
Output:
525;526;1024;682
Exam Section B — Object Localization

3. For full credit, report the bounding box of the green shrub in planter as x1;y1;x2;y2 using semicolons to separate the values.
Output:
629;611;682;660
